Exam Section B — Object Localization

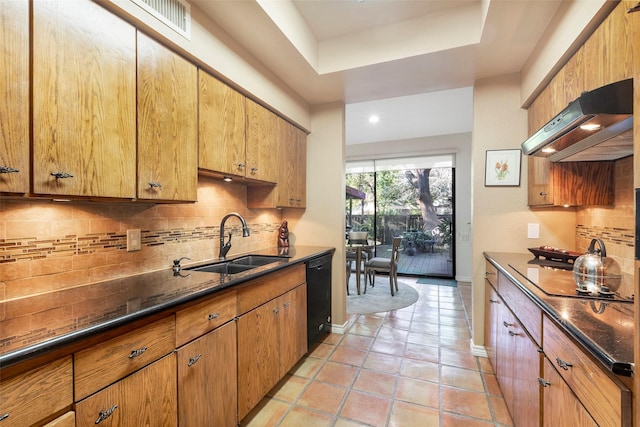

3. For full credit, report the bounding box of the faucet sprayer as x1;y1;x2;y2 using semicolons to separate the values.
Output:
219;212;250;259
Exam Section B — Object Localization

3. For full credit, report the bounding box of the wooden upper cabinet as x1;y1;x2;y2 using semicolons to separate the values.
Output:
32;0;137;198
247;119;307;209
583;2;634;91
137;32;198;202
199;70;246;178
277;120;307;208
0;0;29;194
245;99;278;183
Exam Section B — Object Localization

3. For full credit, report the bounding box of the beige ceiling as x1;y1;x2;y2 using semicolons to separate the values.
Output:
191;0;564;144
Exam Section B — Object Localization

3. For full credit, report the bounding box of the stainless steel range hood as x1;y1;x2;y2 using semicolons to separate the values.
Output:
521;79;633;162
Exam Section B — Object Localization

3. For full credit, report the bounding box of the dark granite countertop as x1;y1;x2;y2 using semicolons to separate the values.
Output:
484;252;634;377
0;246;334;369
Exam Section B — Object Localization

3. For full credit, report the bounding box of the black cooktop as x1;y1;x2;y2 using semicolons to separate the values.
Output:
510;262;632;303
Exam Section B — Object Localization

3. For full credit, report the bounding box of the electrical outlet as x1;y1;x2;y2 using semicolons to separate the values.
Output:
127;229;141;252
527;223;540;239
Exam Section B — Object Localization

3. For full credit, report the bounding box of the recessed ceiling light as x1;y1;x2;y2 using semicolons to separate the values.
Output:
541;147;556;154
369;115;379;124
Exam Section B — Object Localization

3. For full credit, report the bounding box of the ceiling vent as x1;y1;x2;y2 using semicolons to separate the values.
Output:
131;0;191;39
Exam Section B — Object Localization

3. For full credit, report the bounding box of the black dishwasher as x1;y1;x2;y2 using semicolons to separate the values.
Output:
306;253;332;347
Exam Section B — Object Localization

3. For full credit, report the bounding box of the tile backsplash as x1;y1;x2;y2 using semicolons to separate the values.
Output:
576;156;635;298
0;176;282;300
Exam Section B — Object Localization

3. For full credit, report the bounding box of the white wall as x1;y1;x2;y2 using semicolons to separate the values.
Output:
470;74;576;347
346;133;473;282
285;103;349;328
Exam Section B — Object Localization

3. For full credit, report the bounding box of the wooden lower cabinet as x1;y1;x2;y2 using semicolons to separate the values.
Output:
540;357;597;427
0;356;73;427
177;320;237;427
237;284;307;420
42;411;75;427
485;279;541;427
75;353;177;426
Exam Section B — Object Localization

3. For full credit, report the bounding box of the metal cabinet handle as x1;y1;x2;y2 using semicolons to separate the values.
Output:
235;163;246;169
485;271;496;276
502;321;514;328
148;182;162;188
539;191;547;196
250;167;258;173
556;357;573;370
0;166;19;174
128;346;148;359
208;312;220;320
0;413;9;422
537;378;551;387
489;299;499;304
95;404;118;424
51;172;73;179
273;307;279;314
508;330;521;337
283;302;290;308
188;354;202;366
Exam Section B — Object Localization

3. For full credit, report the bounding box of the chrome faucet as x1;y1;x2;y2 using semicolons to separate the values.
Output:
219;212;250;259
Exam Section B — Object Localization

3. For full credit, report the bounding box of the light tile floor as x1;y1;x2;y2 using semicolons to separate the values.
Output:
240;278;514;427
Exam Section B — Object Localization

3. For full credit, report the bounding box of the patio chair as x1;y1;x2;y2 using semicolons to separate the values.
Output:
364;237;402;296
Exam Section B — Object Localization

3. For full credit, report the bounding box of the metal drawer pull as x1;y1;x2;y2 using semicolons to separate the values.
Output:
273;307;279;314
556;357;573;370
51;172;73;179
148;182;162;188
489;299;499;304
485;271;496;276
537;378;551;387
0;413;9;422
95;404;118;424
283;302;290;308
128;346;148;358
508;330;521;337
208;312;220;320
188;354;202;366
539;191;547;196
0;166;19;174
502;321;514;328
235;163;246;169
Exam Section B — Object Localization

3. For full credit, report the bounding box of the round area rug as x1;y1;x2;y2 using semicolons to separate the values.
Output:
346;275;419;315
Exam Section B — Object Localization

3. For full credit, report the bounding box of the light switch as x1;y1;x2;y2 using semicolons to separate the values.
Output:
527;223;540;239
127;229;141;252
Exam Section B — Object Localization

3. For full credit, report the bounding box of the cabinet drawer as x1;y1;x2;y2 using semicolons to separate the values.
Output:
543;315;631;427
485;260;498;287
237;264;305;314
43;411;75;427
498;271;542;345
74;316;175;400
0;356;73;427
176;289;237;347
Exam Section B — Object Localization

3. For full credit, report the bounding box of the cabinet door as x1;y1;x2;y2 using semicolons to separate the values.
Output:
511;321;541;427
527;157;553;206
278;285;308;375
0;0;29;193
137;32;197;202
33;0;136;198
76;354;177;426
177;321;237;427
496;303;516;413
542;358;597;427
198;70;246;177
237;298;279;420
245;99;278;183
484;283;500;375
277;122;307;208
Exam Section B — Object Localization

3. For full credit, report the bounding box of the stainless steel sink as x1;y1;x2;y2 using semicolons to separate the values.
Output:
186;254;288;275
230;255;287;266
190;263;256;274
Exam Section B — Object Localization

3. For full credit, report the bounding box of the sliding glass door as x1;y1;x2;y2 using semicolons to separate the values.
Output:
346;155;455;278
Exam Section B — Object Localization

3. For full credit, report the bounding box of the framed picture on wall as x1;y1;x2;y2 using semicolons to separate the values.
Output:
485;149;521;187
